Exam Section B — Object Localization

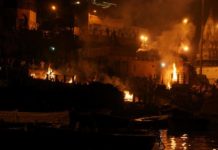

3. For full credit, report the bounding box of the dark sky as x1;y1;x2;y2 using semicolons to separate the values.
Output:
117;0;215;31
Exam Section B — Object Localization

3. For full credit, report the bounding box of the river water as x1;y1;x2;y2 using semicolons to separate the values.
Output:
156;129;218;150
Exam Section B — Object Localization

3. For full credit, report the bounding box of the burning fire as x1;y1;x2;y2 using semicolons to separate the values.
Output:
68;78;73;84
74;75;77;82
46;66;55;81
30;73;36;78
162;62;180;89
124;90;134;102
164;63;178;89
172;63;177;82
167;82;171;89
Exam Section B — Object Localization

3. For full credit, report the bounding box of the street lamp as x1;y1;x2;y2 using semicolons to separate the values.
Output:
160;62;166;84
140;35;148;42
75;1;80;5
182;45;189;52
139;34;149;51
51;5;57;11
182;18;188;25
71;1;81;38
161;62;166;68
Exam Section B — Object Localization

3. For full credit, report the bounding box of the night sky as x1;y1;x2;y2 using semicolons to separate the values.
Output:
37;0;218;33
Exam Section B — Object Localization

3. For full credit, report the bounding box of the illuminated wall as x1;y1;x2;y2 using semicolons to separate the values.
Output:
196;66;218;84
17;8;37;30
129;60;158;78
88;14;147;38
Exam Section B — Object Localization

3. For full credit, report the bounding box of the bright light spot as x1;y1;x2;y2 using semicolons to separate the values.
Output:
49;46;55;51
183;45;189;52
68;78;73;84
161;62;166;68
216;24;218;29
73;75;77;82
30;73;36;78
181;134;188;139
183;18;188;24
93;9;97;13
75;1;80;5
124;90;134;102
51;5;56;11
46;66;55;81
170;137;176;150
140;35;148;42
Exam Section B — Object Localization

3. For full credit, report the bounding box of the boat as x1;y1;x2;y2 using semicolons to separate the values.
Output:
161;106;209;132
0;121;157;150
129;114;170;129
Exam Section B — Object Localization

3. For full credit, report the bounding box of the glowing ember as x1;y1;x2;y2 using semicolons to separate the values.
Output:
172;63;178;82
124;90;134;102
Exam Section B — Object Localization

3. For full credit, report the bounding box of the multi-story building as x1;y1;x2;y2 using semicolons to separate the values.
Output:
0;0;37;30
81;10;160;80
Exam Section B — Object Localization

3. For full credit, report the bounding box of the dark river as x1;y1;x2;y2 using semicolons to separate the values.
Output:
154;129;218;150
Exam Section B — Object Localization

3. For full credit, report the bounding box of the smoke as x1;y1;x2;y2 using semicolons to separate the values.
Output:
119;0;197;63
119;0;197;86
153;21;196;59
50;0;197;89
121;0;195;35
71;59;128;91
99;74;127;91
75;60;98;82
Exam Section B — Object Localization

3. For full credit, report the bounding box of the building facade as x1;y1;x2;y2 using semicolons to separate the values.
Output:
16;0;37;30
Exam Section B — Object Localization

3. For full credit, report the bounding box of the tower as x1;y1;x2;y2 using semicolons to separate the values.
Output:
200;13;218;63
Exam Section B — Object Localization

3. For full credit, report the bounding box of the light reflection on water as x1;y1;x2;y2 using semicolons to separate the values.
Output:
159;130;218;150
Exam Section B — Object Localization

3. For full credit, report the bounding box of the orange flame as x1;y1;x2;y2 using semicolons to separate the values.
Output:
124;90;134;102
172;63;177;82
167;82;171;89
46;66;55;81
68;78;73;84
